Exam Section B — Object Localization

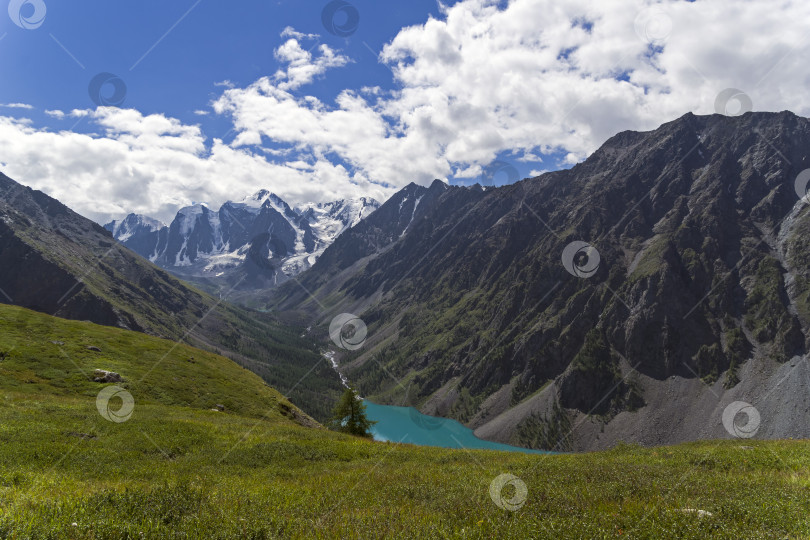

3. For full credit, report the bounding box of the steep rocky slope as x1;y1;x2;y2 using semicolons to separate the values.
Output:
272;111;810;450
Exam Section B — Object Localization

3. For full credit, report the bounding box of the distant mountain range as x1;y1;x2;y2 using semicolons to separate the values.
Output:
272;111;810;451
104;191;380;291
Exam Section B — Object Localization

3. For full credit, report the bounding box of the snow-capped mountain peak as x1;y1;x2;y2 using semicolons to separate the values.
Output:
105;191;381;288
297;197;380;244
106;213;166;242
238;189;273;208
233;189;298;218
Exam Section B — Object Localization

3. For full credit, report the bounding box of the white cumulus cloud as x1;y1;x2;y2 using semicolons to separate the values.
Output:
0;109;387;224
213;0;810;192
2;0;810;226
273;38;350;91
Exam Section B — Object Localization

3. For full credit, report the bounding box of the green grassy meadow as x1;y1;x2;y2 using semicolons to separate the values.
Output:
1;305;809;539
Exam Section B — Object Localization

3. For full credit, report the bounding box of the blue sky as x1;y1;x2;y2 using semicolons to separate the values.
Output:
0;0;807;223
2;1;448;134
1;2;451;143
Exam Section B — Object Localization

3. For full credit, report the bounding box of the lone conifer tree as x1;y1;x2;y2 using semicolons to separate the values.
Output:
331;387;376;438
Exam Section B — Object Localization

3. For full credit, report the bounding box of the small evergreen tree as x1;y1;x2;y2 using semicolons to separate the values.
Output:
331;387;376;438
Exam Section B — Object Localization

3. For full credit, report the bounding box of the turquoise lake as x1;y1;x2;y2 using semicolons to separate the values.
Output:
363;401;551;454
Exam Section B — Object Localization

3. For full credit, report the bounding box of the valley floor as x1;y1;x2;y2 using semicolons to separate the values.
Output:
1;305;808;538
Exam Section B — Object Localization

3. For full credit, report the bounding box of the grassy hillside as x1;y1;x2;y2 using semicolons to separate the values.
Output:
0;304;313;423
1;305;809;538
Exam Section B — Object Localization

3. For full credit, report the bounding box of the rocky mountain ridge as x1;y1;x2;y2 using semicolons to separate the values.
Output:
272;111;810;450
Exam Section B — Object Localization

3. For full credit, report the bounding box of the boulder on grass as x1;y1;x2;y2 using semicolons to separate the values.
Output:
93;369;122;383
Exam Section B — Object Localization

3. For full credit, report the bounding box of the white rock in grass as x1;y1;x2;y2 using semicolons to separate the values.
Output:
93;369;123;383
680;509;713;517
